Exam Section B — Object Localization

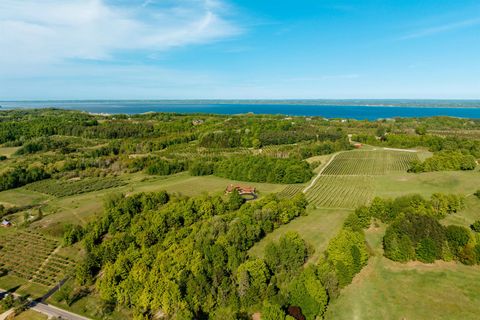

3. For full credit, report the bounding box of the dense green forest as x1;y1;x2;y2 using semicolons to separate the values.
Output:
214;156;313;184
64;189;373;320
72;191;309;319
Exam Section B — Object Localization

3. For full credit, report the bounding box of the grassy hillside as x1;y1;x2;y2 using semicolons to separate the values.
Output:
249;207;352;263
326;223;480;320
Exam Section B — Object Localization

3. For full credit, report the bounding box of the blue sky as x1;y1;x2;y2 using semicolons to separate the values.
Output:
0;0;479;99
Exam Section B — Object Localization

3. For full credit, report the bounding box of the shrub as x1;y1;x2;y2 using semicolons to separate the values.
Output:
474;190;480;199
288;267;328;320
189;161;214;176
471;220;480;233
265;232;309;276
326;229;369;287
384;214;445;263
445;225;471;256
262;302;286;320
63;224;85;246
416;238;438;263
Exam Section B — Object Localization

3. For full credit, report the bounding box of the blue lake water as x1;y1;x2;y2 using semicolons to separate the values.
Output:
2;100;480;120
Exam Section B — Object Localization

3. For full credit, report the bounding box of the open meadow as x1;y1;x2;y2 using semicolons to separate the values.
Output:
326;220;480;320
249;207;352;263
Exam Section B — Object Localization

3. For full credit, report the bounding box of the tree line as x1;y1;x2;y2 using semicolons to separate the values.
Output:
213;156;313;184
408;151;476;172
344;193;480;265
0;166;50;192
353;133;480;157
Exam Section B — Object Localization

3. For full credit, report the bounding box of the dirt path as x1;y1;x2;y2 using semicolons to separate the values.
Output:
30;246;61;283
303;152;342;193
0;309;14;320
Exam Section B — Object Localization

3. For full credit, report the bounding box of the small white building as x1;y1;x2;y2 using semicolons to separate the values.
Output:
1;220;12;227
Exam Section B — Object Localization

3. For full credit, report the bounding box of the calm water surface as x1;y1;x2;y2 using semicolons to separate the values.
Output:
2;101;480;120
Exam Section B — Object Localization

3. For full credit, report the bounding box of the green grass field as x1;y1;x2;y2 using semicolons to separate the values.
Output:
325;223;480;320
0;189;50;208
0;274;50;299
0;147;20;158
249;208;352;263
14;309;48;320
374;170;480;198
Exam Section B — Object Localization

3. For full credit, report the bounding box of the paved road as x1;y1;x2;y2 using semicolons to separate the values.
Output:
0;288;90;320
31;301;91;320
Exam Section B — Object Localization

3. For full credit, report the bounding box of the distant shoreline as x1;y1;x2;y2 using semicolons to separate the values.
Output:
2;101;480;120
1;99;480;109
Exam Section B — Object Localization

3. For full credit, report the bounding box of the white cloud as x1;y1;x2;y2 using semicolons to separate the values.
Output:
400;18;480;40
0;0;241;70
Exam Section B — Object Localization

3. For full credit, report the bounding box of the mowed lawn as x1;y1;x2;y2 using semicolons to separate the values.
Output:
326;223;480;320
0;274;50;299
374;169;480;199
0;147;20;157
249;208;352;263
14;309;48;320
327;257;480;320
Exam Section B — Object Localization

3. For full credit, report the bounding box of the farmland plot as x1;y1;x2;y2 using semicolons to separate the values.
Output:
305;149;417;208
322;150;418;175
305;175;374;208
0;231;74;287
25;177;126;197
278;185;304;199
